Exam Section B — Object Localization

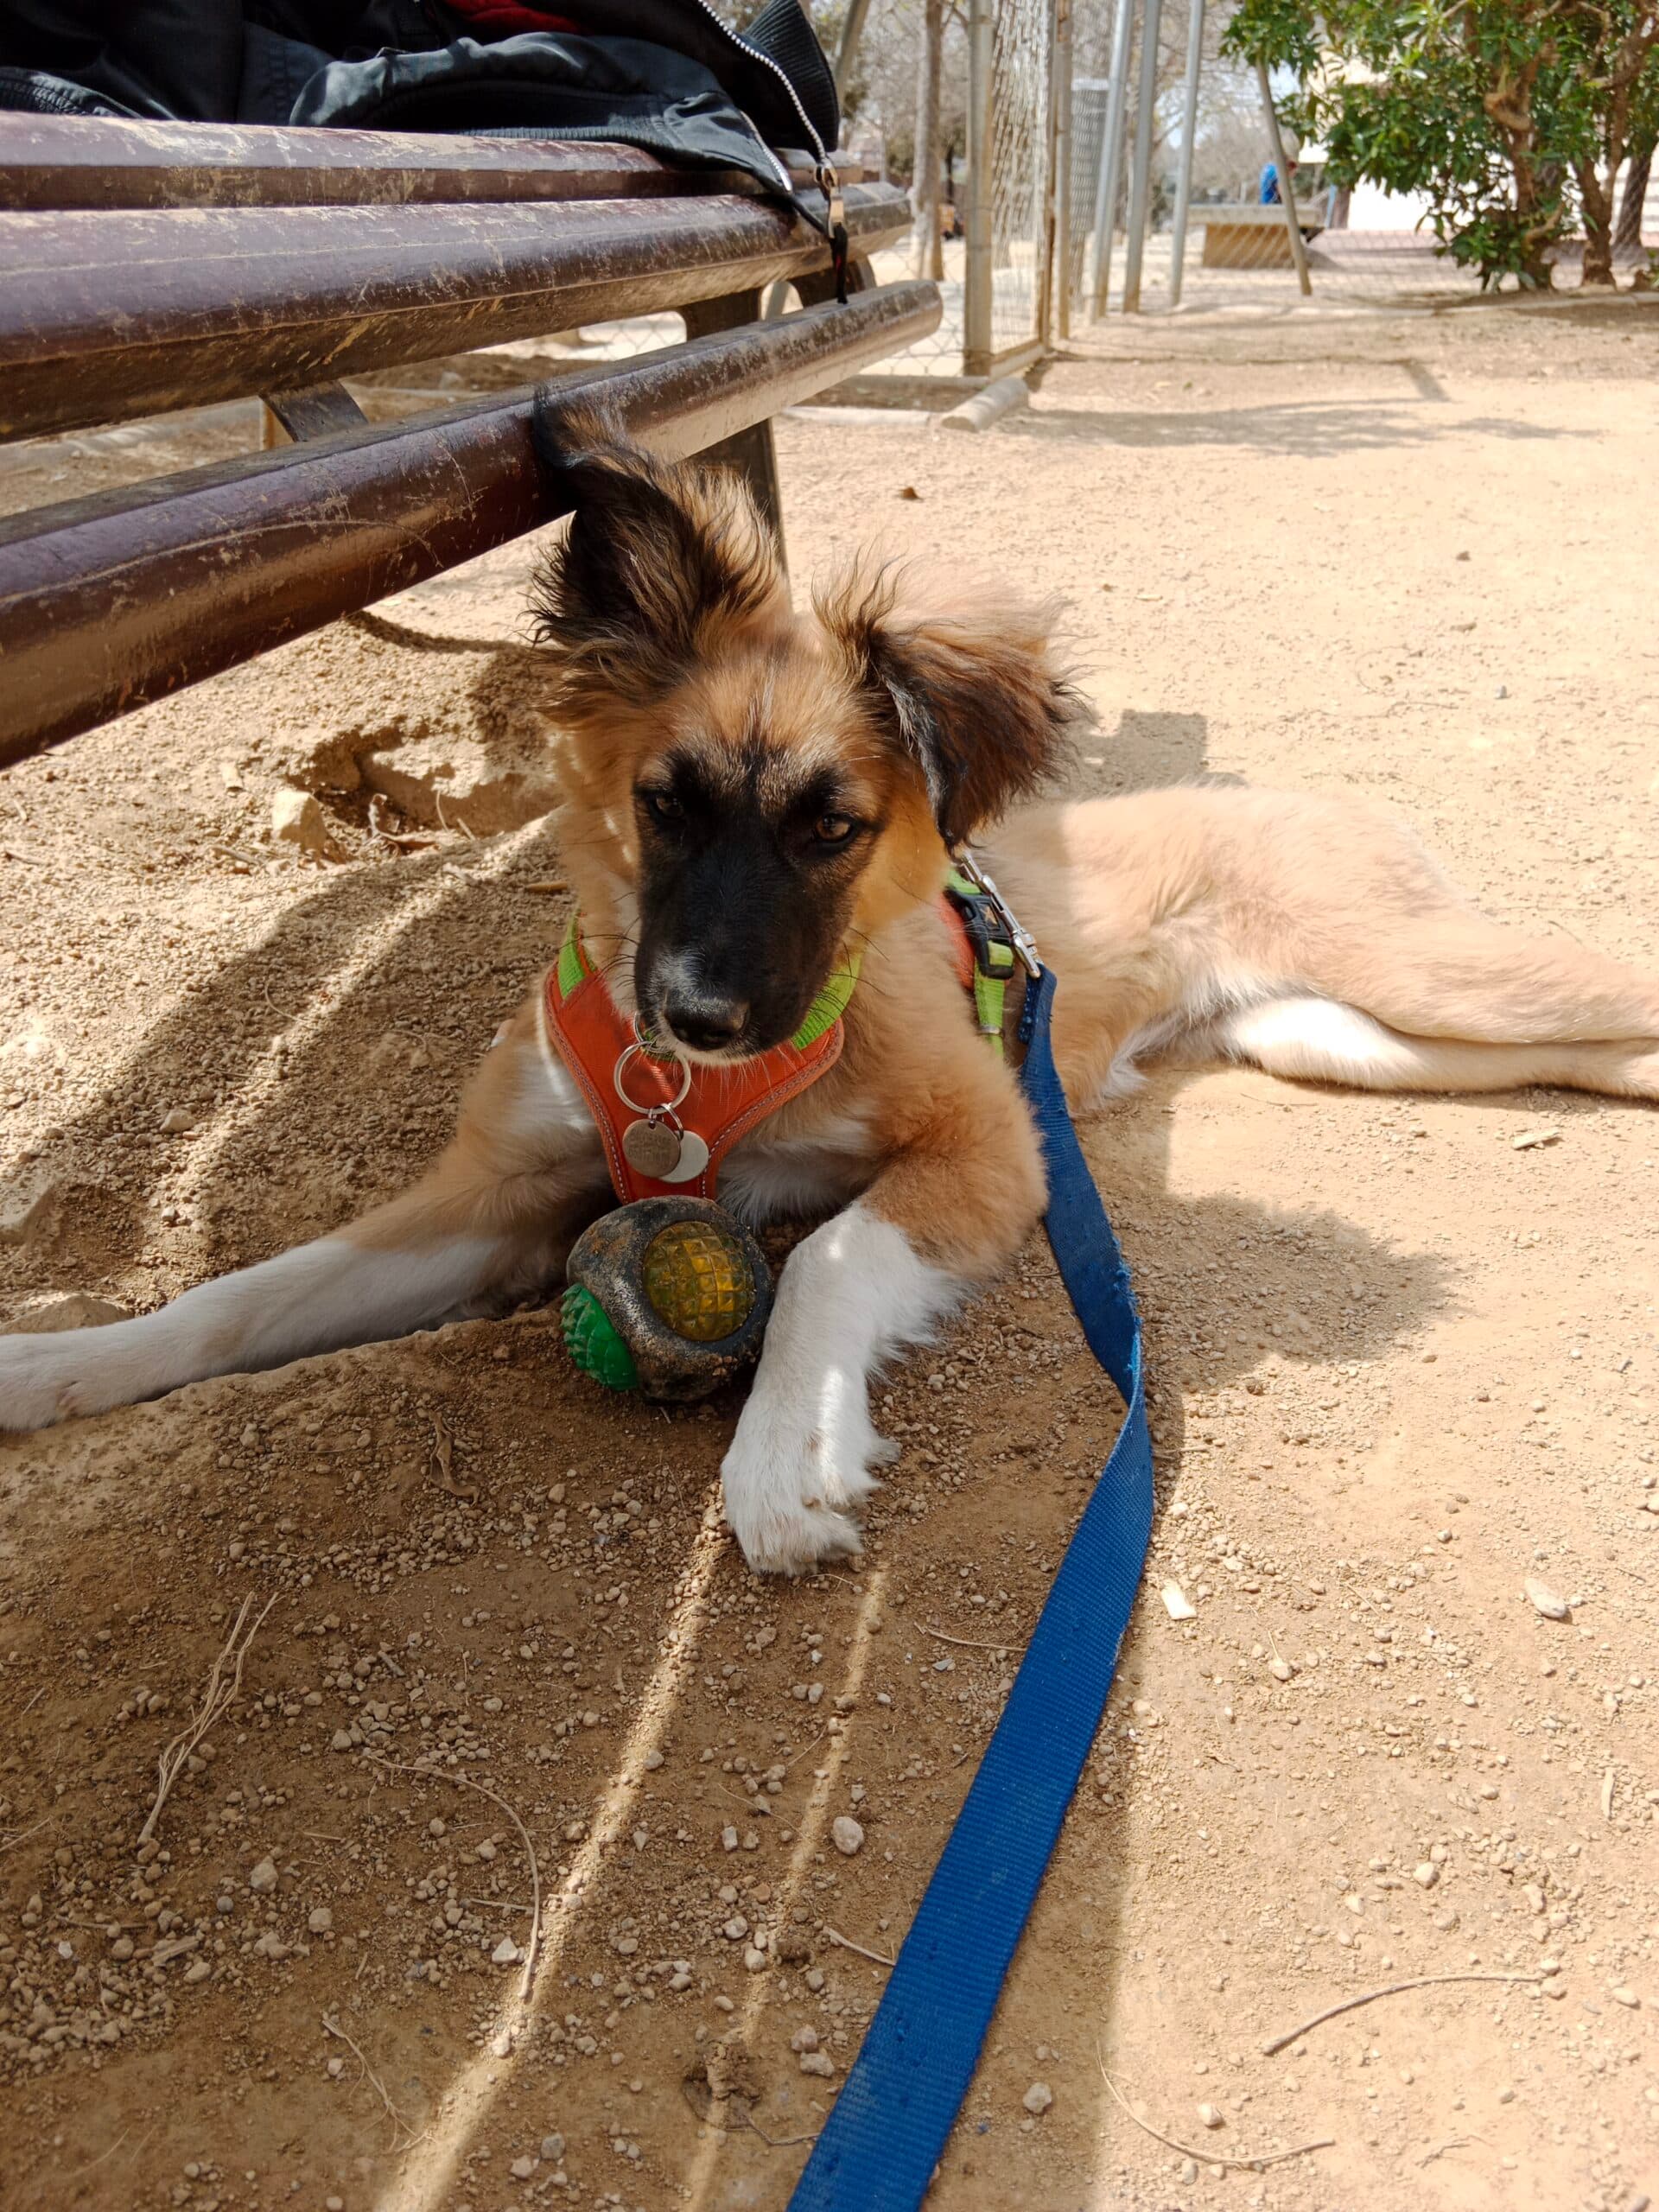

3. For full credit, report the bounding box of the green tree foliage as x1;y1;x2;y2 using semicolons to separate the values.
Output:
1224;1;1659;288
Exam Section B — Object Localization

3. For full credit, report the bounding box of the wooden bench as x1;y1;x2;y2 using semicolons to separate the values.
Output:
0;113;934;766
1198;200;1325;267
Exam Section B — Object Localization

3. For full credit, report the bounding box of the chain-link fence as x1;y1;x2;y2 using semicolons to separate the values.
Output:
975;0;1057;370
1072;26;1648;319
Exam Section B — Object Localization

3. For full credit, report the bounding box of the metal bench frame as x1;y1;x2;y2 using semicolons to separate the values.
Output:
0;114;938;766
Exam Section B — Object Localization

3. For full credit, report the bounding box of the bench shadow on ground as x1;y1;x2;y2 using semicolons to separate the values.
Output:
1009;398;1581;457
0;679;1457;2207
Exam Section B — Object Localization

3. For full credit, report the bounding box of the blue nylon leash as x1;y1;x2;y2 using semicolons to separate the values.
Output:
786;963;1155;2211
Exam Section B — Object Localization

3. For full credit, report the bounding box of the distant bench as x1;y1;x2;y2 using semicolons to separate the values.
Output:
0;112;937;766
1198;200;1326;268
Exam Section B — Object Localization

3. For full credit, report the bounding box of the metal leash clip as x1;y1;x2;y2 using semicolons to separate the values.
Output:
950;845;1042;977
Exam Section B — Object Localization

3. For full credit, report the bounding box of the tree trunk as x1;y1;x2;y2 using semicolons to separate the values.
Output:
1616;133;1655;257
913;0;944;281
1577;158;1617;285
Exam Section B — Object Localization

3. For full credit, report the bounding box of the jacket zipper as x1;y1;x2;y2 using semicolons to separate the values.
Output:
679;0;837;209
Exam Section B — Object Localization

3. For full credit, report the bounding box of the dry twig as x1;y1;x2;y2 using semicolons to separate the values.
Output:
1098;2057;1333;2173
679;2079;818;2149
0;1814;54;1859
363;1754;541;1998
922;1626;1026;1655
427;1415;477;1503
1262;1971;1544;2056
824;1925;895;1968
322;2014;417;2146
138;1594;274;1846
1420;2134;1482;2168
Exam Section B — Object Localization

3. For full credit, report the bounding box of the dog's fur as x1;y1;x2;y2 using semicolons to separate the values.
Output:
3;416;1658;1572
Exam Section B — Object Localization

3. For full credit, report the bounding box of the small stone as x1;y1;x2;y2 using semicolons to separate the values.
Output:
492;1937;520;1965
540;2134;565;2162
791;2027;820;2053
158;1108;197;1135
1511;1127;1559;1150
1414;1861;1440;1889
184;1957;211;1983
831;1815;865;1857
1611;1986;1640;2008
248;1857;278;1893
1160;1583;1197;1621
1023;2082;1053;2116
511;2157;535;2179
743;1947;767;1972
804;1967;826;1993
1268;1658;1294;1682
1524;1577;1571;1621
1197;2102;1224;2129
799;2050;836;2076
271;787;336;857
721;1825;740;1853
308;1907;334;1934
1542;1976;1567;2000
329;1729;353;1751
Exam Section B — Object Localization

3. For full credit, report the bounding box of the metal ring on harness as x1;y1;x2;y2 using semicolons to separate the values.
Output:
613;1020;692;1115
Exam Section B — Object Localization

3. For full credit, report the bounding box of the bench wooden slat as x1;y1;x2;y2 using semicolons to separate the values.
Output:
0;184;908;442
0;280;942;766
0;113;825;212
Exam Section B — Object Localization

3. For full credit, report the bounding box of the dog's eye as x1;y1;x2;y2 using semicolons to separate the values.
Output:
641;790;683;825
814;813;856;847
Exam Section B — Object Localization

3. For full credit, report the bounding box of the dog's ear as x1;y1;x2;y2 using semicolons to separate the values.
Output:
528;398;788;709
817;564;1081;847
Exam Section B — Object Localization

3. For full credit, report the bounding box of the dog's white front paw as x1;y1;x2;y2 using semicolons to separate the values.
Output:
721;1390;890;1575
0;1332;84;1432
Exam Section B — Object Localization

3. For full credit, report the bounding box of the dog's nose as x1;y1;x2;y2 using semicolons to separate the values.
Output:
662;992;749;1052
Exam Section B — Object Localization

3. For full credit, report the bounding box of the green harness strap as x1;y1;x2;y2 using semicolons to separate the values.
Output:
944;866;1017;1058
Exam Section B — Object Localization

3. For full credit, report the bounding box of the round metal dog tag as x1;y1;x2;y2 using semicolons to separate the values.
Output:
657;1128;710;1184
623;1116;683;1178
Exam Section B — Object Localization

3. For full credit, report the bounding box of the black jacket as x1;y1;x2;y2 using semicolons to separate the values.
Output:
0;2;839;218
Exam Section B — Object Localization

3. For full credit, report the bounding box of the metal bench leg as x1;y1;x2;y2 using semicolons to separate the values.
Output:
680;289;786;566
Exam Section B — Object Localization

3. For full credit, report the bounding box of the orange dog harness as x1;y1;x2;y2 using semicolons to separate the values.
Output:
543;871;1027;1206
542;920;860;1204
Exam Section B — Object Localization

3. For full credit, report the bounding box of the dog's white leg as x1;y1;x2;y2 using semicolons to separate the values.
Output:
0;997;607;1432
0;1228;517;1430
1215;995;1659;1099
721;1204;964;1574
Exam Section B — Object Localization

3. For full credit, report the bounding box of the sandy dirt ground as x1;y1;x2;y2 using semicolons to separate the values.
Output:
2;295;1658;2212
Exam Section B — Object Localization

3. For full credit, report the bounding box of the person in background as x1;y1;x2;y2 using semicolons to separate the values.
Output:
1260;156;1297;205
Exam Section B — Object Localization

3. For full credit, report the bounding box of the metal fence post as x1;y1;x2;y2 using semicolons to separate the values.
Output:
1089;0;1135;317
1050;0;1074;338
964;0;995;375
1166;0;1205;308
1255;59;1313;296
1121;0;1164;312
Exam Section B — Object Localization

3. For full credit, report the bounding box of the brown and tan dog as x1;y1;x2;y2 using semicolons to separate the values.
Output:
3;414;1657;1571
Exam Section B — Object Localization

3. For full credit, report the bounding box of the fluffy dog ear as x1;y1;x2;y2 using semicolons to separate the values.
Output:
817;565;1081;846
528;399;788;709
